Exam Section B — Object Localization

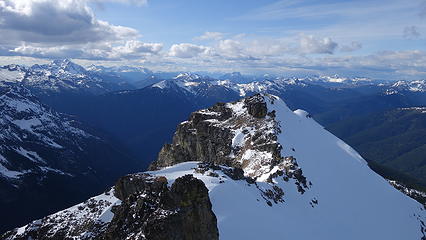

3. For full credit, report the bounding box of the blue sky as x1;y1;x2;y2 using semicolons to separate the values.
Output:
0;0;425;79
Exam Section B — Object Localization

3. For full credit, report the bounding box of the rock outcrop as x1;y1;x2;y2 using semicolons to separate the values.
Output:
149;94;276;172
149;101;234;169
2;174;219;240
104;174;218;240
149;94;308;187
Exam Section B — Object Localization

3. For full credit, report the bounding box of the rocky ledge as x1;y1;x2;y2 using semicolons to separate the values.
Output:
2;174;218;240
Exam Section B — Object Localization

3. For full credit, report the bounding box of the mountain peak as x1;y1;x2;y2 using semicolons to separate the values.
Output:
174;72;204;81
390;80;426;92
48;59;86;74
51;58;72;65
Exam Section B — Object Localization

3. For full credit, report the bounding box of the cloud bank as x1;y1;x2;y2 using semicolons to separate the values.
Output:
0;0;425;80
0;0;160;60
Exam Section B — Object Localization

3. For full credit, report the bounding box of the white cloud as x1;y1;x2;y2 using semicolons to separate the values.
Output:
195;32;224;41
299;35;338;54
0;0;161;60
0;0;424;80
0;0;138;44
109;40;163;58
169;43;211;58
9;44;75;58
10;40;163;60
217;39;243;56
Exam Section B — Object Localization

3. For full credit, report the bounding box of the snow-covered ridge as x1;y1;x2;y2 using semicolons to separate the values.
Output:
0;65;26;83
399;107;426;113
8;188;121;239
149;72;426;101
0;84;91;180
389;80;426;93
151;73;308;97
4;94;426;239
150;93;426;239
0;59;126;94
2;59;424;97
87;64;152;74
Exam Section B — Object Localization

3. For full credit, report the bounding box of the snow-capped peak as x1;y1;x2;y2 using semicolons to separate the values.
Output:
46;59;87;75
148;93;426;239
86;65;153;74
0;59;131;94
391;80;426;92
320;74;348;83
151;73;215;94
173;72;205;81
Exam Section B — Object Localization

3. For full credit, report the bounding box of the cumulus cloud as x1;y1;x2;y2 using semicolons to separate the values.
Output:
195;32;224;41
217;39;243;56
403;26;421;39
109;40;163;58
0;0;138;44
9;40;163;60
340;41;362;52
0;0;160;60
169;43;211;58
299;35;338;54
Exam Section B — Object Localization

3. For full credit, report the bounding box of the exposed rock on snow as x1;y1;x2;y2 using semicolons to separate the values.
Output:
388;180;426;206
3;174;218;240
150;94;309;194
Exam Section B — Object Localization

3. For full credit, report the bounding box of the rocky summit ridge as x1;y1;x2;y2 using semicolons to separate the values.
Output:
150;93;308;191
3;93;426;240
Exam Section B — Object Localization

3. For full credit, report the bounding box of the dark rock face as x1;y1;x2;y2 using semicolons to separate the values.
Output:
104;174;218;240
149;102;235;170
149;95;271;171
113;174;219;240
244;94;267;118
2;174;219;240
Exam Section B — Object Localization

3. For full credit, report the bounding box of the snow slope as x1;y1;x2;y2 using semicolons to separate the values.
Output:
0;84;91;179
9;189;121;239
148;95;426;239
